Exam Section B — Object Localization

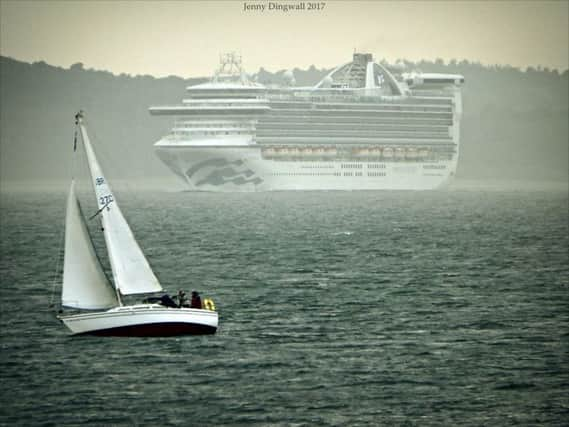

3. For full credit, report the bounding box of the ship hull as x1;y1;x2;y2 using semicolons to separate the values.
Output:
59;305;218;336
155;145;456;192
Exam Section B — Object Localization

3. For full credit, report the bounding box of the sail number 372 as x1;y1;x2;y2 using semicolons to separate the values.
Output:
99;194;114;206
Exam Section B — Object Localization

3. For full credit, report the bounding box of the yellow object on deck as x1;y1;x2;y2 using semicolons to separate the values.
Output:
203;298;216;311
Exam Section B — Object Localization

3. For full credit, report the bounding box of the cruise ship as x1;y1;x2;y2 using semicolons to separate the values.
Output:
150;52;464;191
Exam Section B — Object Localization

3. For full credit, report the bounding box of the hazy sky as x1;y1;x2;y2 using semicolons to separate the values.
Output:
1;0;568;77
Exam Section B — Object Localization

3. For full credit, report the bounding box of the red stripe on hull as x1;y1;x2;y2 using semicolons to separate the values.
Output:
78;322;217;337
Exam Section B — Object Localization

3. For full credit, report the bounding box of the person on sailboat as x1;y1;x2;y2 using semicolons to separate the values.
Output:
159;294;178;308
177;290;188;308
190;291;202;309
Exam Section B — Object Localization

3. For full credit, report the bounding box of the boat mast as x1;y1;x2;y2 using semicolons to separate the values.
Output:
115;289;123;306
75;111;125;307
74;110;163;299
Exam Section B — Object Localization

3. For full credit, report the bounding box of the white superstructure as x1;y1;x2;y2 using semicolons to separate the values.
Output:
150;52;464;191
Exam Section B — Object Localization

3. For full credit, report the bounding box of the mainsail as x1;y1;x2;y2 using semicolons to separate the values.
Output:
62;181;118;309
77;118;163;295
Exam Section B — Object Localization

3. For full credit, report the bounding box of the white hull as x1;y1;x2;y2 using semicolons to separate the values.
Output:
59;304;218;336
155;145;457;192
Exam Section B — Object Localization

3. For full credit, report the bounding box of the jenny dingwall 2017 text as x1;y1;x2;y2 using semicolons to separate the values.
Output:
243;2;326;13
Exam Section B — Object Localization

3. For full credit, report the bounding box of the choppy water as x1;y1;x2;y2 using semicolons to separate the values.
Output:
0;188;568;426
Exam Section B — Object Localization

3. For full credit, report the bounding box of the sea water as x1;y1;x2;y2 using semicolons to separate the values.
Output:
0;188;567;426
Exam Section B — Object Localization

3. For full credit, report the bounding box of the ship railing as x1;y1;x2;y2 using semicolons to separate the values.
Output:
266;92;440;104
260;154;456;162
173;120;257;130
269;93;380;102
409;88;457;97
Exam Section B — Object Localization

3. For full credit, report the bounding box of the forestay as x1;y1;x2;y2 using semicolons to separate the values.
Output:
78;121;163;295
62;181;118;309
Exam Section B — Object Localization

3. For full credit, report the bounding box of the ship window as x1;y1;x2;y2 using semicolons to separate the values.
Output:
423;164;446;170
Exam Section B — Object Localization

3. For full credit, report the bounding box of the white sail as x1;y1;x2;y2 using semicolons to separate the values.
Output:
78;120;163;295
62;181;118;309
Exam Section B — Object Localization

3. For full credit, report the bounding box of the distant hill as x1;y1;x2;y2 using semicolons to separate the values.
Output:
0;56;567;187
0;57;207;187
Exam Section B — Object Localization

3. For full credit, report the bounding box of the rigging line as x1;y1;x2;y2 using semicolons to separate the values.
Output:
88;200;112;220
72;110;83;178
76;199;117;300
71;126;79;180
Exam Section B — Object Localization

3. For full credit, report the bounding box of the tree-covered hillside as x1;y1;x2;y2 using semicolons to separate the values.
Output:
0;56;567;187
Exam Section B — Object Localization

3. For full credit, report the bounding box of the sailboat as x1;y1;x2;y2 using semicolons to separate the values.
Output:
58;111;218;336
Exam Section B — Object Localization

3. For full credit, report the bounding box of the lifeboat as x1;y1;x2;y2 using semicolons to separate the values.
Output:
371;147;382;156
406;148;418;159
418;148;430;159
395;147;406;159
382;147;394;159
325;147;337;156
264;148;275;157
302;148;313;156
